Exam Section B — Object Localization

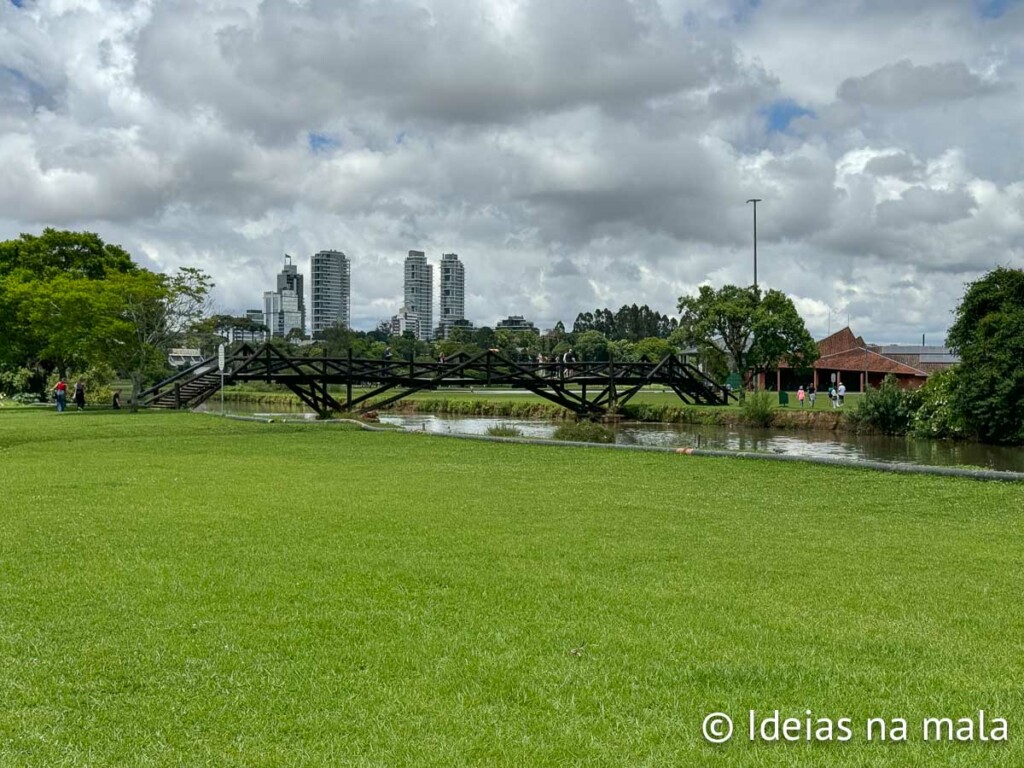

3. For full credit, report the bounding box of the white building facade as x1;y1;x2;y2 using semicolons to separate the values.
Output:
438;253;465;339
311;250;351;334
403;250;433;341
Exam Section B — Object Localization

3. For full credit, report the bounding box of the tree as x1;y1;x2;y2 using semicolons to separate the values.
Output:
607;339;636;362
574;330;609;361
474;326;496;350
633;337;673;361
946;267;1024;444
677;284;817;387
0;229;138;377
3;272;104;379
748;289;819;378
0;228;135;280
96;268;213;409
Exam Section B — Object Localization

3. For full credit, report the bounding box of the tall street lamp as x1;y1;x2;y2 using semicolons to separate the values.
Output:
746;198;762;289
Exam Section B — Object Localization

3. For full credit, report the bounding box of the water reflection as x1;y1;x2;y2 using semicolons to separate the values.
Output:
201;401;1024;472
377;414;1024;473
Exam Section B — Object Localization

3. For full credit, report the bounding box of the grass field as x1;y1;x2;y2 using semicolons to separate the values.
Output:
1;408;1022;766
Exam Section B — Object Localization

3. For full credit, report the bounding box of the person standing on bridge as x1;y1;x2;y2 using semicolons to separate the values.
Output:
563;348;576;379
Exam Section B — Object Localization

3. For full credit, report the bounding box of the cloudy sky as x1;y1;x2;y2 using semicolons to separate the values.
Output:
2;0;1022;341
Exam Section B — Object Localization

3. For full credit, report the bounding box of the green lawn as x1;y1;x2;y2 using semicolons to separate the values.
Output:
0;409;1021;766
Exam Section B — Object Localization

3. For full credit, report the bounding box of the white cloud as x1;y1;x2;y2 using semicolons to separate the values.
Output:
0;0;1022;341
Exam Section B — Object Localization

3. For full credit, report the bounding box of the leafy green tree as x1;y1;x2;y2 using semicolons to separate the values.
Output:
96;268;213;409
677;284;817;387
946;267;1024;444
607;339;636;362
748;289;819;379
3;272;103;379
0;229;138;375
574;330;609;361
0;228;135;280
633;337;674;361
474;326;496;350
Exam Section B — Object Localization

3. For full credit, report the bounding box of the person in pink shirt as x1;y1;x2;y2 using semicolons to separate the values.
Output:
797;385;806;408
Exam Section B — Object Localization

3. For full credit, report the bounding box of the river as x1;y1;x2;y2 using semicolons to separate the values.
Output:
202;401;1024;473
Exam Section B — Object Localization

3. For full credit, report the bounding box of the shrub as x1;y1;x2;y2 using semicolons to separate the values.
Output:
486;423;522;438
552;421;615;443
848;375;922;435
739;389;774;427
0;366;36;397
911;369;968;440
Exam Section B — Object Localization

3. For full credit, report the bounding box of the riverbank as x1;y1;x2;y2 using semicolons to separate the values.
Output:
218;388;856;431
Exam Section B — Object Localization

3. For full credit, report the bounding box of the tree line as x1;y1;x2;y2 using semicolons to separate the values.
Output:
2;229;1019;443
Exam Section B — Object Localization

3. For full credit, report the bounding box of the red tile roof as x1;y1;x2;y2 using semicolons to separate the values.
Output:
817;327;858;357
815;347;928;377
778;326;930;376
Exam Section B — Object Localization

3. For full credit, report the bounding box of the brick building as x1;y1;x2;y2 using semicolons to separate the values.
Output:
766;327;958;392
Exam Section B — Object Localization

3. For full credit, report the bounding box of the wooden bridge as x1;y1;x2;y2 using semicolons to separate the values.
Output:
139;342;734;417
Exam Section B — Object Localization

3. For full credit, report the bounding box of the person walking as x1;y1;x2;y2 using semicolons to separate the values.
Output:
797;385;805;408
808;384;816;408
73;380;86;411
53;379;67;413
829;385;838;409
837;382;846;407
112;390;122;410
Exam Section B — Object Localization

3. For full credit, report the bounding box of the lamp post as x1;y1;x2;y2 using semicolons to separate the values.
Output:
746;198;762;289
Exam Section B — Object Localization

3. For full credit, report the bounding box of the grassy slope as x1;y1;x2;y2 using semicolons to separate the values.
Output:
0;409;1021;766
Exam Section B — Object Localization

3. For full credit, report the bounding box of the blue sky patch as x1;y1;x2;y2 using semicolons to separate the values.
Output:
762;99;813;134
10;0;26;7
976;0;1017;18
974;0;1007;17
307;132;340;154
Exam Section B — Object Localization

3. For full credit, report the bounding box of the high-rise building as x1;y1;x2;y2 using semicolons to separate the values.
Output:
403;250;433;341
390;305;420;338
438;253;465;339
276;254;305;333
311;250;351;334
263;288;303;338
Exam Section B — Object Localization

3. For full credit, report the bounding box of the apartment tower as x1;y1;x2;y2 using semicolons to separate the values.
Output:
311;250;351;334
438;253;465;339
403;250;433;341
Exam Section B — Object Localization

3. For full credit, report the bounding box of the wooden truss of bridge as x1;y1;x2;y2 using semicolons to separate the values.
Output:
139;342;735;418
